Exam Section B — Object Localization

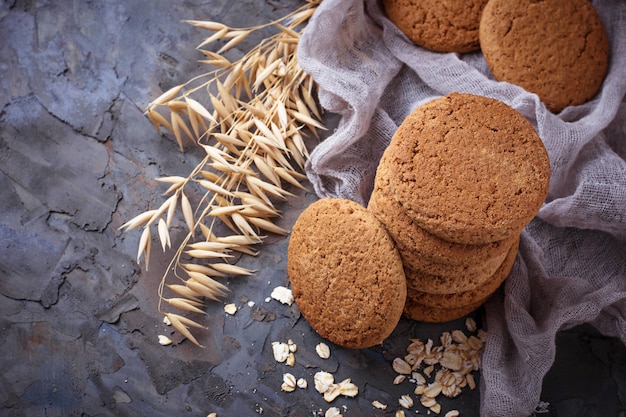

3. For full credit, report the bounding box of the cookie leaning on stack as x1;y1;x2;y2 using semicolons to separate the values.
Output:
368;92;550;322
287;197;407;349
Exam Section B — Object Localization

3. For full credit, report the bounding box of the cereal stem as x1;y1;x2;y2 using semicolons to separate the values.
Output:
129;0;323;346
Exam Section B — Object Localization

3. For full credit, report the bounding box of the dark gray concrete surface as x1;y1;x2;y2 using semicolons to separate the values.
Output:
1;1;625;416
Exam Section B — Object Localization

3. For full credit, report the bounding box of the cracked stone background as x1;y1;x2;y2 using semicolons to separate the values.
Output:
1;1;625;416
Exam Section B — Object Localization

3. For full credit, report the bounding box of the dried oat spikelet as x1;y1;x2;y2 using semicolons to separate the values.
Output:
123;1;323;347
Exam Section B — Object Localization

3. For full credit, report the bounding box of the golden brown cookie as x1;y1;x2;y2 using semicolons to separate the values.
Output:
404;295;486;323
287;197;407;349
406;238;519;309
479;0;609;113
403;251;501;295
383;0;489;53
381;93;550;244
368;167;517;276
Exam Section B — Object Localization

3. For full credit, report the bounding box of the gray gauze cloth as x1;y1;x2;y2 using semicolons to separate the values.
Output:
297;0;626;416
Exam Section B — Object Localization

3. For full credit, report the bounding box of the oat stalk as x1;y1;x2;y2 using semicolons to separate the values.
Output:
121;0;323;347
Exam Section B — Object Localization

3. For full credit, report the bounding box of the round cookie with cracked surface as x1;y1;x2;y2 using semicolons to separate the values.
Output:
382;92;550;245
383;0;489;53
368;165;517;276
287;197;407;349
479;0;609;113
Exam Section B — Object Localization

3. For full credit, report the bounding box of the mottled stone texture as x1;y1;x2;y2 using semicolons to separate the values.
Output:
0;1;624;416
